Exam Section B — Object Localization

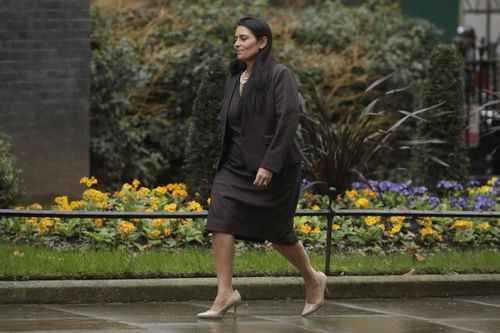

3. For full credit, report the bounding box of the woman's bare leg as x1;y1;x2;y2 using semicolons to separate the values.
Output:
210;232;236;309
272;241;323;304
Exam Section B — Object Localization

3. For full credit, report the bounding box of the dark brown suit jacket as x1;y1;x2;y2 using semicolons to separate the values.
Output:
216;62;303;175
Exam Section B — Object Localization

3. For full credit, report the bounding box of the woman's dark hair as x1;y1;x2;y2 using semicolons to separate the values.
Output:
230;16;274;114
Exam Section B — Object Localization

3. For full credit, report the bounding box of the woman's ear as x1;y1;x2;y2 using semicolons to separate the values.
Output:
258;36;268;50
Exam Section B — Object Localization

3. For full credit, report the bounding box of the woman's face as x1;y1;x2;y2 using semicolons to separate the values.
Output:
234;25;267;65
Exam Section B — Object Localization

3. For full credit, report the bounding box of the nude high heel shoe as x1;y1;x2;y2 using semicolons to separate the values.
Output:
197;290;242;320
302;271;328;317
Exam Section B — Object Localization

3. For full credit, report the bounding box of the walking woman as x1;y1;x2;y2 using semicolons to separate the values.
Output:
198;16;327;319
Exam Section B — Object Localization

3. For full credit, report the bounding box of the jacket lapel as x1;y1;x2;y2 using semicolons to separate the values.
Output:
219;75;238;138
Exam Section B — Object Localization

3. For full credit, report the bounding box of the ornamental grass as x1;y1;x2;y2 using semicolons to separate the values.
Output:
0;177;499;252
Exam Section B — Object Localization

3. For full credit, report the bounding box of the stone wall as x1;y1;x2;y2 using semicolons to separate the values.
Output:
0;0;90;204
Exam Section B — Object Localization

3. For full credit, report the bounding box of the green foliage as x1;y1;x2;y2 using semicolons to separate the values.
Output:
90;1;266;188
279;0;440;180
410;44;470;189
297;74;436;197
184;56;226;201
0;134;21;207
89;0;440;187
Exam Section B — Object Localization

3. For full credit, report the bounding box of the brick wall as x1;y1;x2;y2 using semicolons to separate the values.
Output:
0;0;90;204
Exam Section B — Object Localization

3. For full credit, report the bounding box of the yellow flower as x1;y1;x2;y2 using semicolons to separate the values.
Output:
83;189;109;203
114;191;127;201
312;205;321;210
29;203;43;210
364;216;381;226
164;203;177;212
420;226;439;238
151;230;161;238
25;218;38;226
95;219;104;228
166;183;187;192
100;202;109;209
469;185;492;195
182;220;193;228
378;224;385;231
152;219;167;227
118;221;136;234
333;224;340;230
131;219;141;223
172;189;188;199
297;223;312;234
149;197;159;211
389;224;402;235
163;228;172;237
153;186;168;196
187;200;204;212
138;187;151;196
122;183;133;191
79;176;98;188
345;190;357;201
363;189;377;197
422;217;433;226
355;198;370;209
487;176;498;186
38;218;54;235
452;219;473;229
70;201;83;210
132;179;141;190
478;222;491;232
207;197;211;205
55;196;71;211
305;192;315;201
390;216;405;225
311;226;321;235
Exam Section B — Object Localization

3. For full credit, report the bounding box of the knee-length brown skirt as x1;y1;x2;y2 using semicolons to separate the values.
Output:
206;163;301;245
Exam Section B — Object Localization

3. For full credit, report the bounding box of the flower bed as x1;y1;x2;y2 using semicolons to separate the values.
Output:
296;178;499;251
0;177;498;252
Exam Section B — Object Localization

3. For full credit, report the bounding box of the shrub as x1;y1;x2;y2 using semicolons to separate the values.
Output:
410;44;470;189
0;134;21;207
298;74;437;197
184;56;225;201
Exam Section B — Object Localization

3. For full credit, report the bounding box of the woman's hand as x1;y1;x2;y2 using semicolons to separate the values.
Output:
254;167;273;187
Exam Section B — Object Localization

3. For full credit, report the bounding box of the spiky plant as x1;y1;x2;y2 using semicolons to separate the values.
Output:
298;73;441;197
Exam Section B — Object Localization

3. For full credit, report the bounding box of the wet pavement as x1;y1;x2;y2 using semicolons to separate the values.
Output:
0;296;499;333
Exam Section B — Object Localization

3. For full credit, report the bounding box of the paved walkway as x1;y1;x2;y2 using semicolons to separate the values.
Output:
0;296;499;333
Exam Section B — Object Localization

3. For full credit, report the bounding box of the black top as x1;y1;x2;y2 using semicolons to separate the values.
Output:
221;82;253;178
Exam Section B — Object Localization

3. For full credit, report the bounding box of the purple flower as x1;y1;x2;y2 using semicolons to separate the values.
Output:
492;187;500;196
300;178;313;189
473;194;496;211
374;180;395;192
450;197;468;209
467;180;480;188
412;186;428;195
437;180;464;191
428;196;440;208
352;182;369;190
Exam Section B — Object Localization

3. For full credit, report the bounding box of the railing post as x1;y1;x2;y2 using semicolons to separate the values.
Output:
324;187;336;275
324;209;334;275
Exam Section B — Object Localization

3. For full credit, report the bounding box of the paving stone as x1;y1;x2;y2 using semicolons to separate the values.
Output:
0;296;498;333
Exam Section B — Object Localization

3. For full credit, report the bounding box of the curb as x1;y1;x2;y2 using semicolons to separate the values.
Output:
1;274;499;304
